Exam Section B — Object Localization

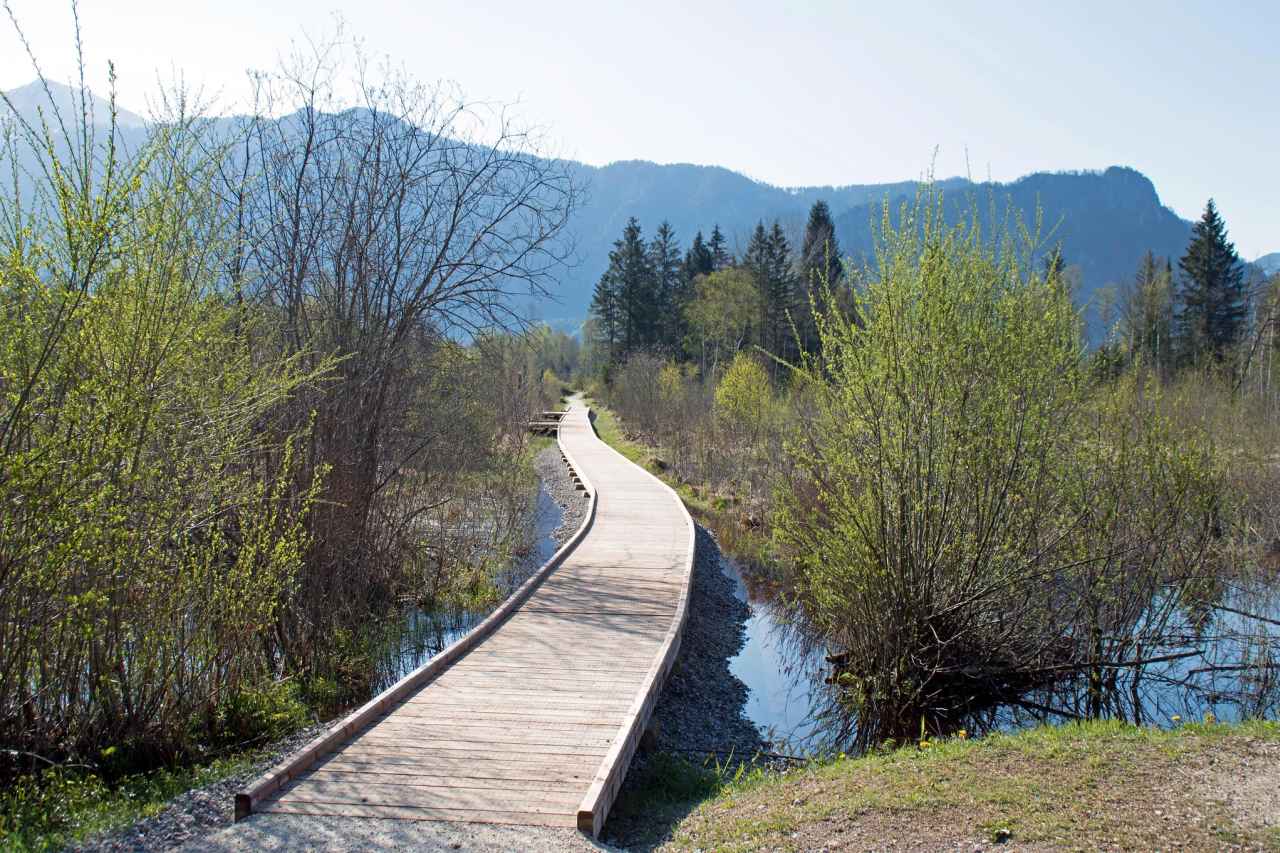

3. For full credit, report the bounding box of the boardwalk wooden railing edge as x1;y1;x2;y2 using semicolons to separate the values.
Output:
233;417;599;821
575;407;697;837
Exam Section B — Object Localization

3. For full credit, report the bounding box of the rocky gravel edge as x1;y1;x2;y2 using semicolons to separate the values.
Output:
632;524;764;763
70;721;332;853
603;524;767;849
533;442;589;550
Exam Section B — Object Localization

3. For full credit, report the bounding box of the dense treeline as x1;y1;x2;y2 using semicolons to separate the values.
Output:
586;201;844;376
595;190;1280;748
1097;199;1255;375
0;40;577;775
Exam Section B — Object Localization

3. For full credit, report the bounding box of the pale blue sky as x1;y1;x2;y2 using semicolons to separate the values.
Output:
2;1;1275;257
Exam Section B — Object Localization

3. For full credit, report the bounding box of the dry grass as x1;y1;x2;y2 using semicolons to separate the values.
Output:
659;720;1280;851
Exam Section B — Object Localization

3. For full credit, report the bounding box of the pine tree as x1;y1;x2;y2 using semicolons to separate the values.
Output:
684;231;714;280
708;224;731;271
744;221;771;351
1043;246;1066;279
798;201;843;354
588;269;622;366
649;221;683;354
743;220;795;362
611;217;658;355
1178;199;1246;362
800;200;843;292
767;221;796;362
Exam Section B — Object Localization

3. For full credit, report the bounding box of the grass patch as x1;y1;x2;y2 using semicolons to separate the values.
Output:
660;719;1280;851
584;400;650;468
0;753;259;852
587;397;717;517
606;752;776;850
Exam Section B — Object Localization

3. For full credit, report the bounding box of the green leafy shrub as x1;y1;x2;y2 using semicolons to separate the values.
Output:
774;190;1225;747
0;84;325;764
209;681;310;751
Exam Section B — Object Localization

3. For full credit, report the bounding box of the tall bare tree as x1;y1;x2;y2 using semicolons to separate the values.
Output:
220;38;578;671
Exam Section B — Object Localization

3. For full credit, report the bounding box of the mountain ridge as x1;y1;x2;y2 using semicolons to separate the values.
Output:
2;80;148;130
2;80;1231;339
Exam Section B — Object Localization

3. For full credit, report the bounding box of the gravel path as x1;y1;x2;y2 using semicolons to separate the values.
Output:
71;445;762;852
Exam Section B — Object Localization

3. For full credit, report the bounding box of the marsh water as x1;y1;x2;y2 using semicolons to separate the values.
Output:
372;483;564;686
721;550;1280;754
719;555;831;753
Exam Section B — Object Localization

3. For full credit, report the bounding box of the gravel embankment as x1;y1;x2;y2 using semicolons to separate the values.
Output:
72;444;762;852
603;524;766;849
625;524;763;764
71;722;330;853
533;442;589;548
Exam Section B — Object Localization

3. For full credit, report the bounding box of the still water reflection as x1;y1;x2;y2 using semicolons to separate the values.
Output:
720;553;1279;754
720;555;829;754
378;484;564;685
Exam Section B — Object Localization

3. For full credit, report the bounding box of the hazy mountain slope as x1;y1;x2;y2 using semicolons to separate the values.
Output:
2;80;147;131
1257;253;1280;276
2;81;1205;340
832;166;1193;338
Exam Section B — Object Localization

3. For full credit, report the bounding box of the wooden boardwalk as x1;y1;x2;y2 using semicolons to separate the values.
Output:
235;401;694;836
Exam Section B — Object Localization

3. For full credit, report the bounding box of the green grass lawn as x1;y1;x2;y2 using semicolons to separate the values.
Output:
651;719;1280;851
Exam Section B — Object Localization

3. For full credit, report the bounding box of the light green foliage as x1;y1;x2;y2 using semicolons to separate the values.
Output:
774;191;1224;746
714;352;775;447
209;680;311;751
0;89;323;760
0;750;263;851
684;267;761;370
658;362;686;408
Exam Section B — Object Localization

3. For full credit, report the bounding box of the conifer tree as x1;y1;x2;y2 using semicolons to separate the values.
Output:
798;201;843;354
589;269;622;365
649;221;684;354
744;220;795;362
1043;246;1066;279
744;221;771;350
708;224;732;271
1177;199;1246;362
767;221;797;362
610;217;657;354
800;200;843;292
684;230;714;280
